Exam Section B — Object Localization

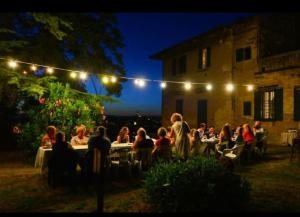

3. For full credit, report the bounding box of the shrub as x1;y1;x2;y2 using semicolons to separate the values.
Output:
143;156;251;212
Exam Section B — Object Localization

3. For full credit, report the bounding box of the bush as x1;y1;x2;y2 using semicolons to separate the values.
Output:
143;156;251;212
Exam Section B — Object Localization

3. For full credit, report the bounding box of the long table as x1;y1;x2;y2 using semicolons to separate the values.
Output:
34;143;133;174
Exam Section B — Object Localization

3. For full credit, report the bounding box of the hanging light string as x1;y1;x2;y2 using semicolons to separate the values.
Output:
0;57;254;91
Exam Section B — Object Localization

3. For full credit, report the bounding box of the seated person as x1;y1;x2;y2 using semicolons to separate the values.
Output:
253;121;265;150
71;124;88;146
152;127;171;161
190;130;201;155
233;126;244;144
48;132;79;179
40;125;56;147
134;127;151;141
133;128;154;162
197;123;207;138
216;124;235;155
243;124;255;147
253;121;264;135
116;126;130;143
206;126;216;139
83;126;111;176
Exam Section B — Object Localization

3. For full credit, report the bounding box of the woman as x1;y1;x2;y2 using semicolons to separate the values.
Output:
70;124;88;146
216;124;234;152
190;129;201;155
116;126;130;143
152;127;171;161
40;125;56;147
243;124;255;146
234;126;244;144
253;121;264;135
169;113;190;160
133;128;154;170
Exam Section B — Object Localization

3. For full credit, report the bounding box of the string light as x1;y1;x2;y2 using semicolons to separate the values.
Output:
111;76;117;83
0;57;257;92
30;65;37;71
8;60;18;69
79;72;88;80
70;72;77;79
206;83;213;91
46;67;54;74
247;84;254;91
102;76;109;84
160;82;167;89
184;82;192;90
226;83;234;92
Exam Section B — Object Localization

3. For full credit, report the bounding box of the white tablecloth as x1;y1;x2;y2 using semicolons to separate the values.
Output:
281;131;298;146
34;143;133;174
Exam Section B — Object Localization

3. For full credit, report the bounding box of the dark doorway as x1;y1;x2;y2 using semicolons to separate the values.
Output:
197;100;207;127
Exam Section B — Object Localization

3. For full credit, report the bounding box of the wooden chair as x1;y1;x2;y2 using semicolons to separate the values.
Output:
290;137;300;162
109;149;132;178
222;144;245;169
133;147;152;172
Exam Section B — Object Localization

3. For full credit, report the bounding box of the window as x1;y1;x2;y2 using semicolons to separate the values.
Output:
243;101;251;116
176;99;183;115
172;58;176;75
178;55;186;74
199;47;211;69
294;87;300;121
236;46;251;62
254;87;283;121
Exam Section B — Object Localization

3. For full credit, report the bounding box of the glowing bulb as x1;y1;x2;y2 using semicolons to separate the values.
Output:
247;84;254;91
139;79;146;87
134;79;139;85
102;76;109;84
160;82;167;89
46;67;54;74
31;65;37;71
111;76;117;83
184;82;192;90
23;70;27;75
226;83;234;92
79;72;88;80
70;72;77;79
206;83;212;91
8;60;18;69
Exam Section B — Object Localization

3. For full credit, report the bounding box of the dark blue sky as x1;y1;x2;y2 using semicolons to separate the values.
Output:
86;13;253;116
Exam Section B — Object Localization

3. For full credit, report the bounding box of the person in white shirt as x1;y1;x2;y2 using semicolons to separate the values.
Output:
71;124;88;146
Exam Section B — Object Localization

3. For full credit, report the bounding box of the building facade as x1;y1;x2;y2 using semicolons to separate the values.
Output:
151;15;300;144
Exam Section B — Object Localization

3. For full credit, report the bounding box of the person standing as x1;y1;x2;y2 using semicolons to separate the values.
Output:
170;113;191;160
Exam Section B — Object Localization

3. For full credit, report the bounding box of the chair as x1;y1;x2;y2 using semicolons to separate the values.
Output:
223;144;245;169
290;137;300;162
133;147;152;172
215;141;229;159
109;149;132;178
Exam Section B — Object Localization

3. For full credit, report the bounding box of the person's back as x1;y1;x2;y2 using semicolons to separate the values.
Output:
170;113;190;160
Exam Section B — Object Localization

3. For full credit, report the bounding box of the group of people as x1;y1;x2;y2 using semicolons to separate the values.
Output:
41;113;266;179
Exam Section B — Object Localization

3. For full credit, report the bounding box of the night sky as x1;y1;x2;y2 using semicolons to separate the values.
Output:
85;13;253;116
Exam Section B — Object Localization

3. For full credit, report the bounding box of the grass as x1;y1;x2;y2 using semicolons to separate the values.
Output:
0;145;299;212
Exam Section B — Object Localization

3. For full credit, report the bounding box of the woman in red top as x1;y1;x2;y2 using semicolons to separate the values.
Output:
152;127;171;162
242;124;255;145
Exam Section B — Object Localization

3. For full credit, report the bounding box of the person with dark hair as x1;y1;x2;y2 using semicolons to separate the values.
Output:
197;123;207;138
116;126;130;143
190;130;201;155
84;126;111;176
216;124;235;155
152;127;171;162
48;131;79;186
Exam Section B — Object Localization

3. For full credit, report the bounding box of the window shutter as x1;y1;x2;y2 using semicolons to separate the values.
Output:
198;48;203;69
207;47;211;67
236;48;243;62
294;87;300;121
254;90;262;120
275;87;283;121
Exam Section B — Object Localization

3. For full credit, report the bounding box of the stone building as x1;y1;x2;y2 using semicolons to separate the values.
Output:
150;15;300;144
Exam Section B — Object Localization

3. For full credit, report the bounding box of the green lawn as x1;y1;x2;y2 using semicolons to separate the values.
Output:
0;145;299;212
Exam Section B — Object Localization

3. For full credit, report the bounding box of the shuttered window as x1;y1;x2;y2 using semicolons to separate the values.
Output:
199;47;211;69
236;46;252;62
243;101;252;116
254;87;283;121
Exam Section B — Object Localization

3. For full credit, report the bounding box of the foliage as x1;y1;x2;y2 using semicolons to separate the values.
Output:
143;156;251;212
17;82;117;152
0;12;126;95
